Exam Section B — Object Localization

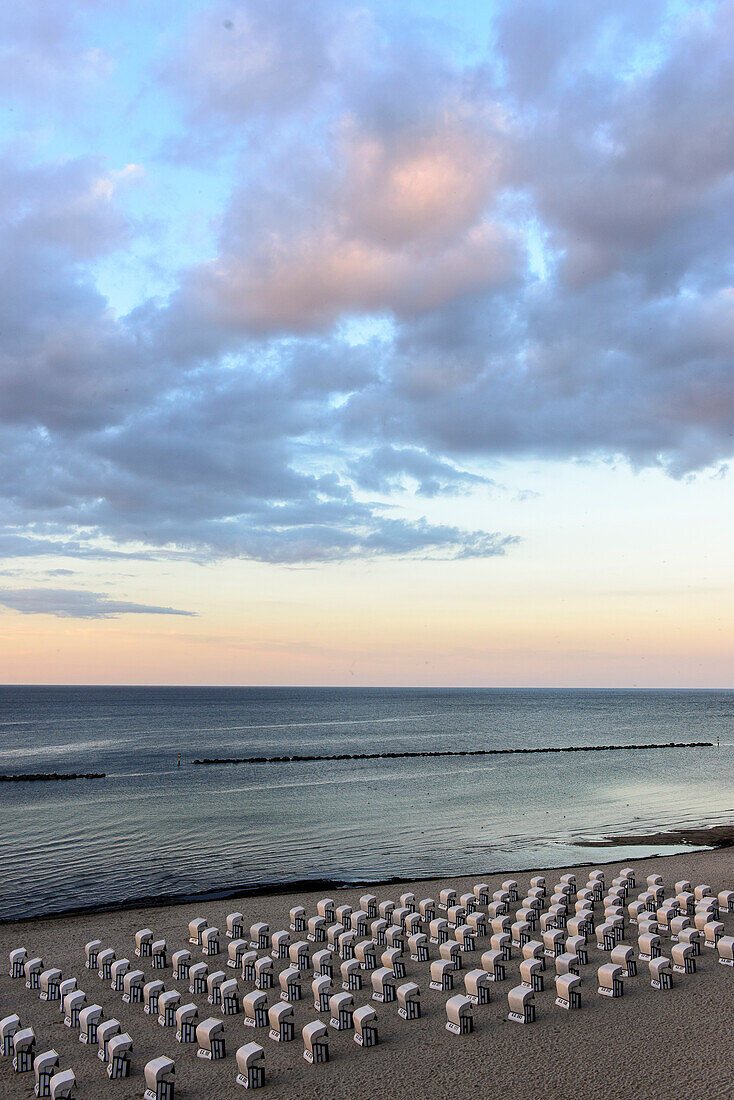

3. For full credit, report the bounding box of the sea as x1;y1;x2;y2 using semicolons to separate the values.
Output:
1;686;732;921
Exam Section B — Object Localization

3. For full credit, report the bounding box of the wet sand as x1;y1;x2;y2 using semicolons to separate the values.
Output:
1;845;732;1100
587;823;734;849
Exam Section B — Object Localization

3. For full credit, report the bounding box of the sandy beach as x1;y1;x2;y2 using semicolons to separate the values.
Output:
1;845;732;1100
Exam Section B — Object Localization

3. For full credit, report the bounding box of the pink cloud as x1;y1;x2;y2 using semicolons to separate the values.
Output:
192;220;515;332
177;116;516;333
344;121;505;247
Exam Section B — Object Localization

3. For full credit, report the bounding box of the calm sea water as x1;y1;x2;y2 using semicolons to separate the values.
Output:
1;687;733;920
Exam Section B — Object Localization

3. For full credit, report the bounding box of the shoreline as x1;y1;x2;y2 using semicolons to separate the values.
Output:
584;823;734;849
2;820;730;927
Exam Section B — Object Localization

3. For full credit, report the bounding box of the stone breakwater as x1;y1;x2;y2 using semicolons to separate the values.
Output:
0;771;106;782
193;741;712;765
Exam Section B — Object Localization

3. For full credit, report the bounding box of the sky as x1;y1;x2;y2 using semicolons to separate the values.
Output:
1;0;733;687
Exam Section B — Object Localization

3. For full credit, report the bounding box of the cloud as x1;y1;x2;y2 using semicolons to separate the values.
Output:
0;535;186;563
498;0;734;292
169;110;517;335
162;0;340;127
0;2;113;106
348;446;495;497
0;588;196;619
0;154;159;437
1;0;734;574
180;221;516;335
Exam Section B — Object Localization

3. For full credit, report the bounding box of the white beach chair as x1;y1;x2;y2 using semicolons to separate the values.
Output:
302;1020;329;1063
157;990;181;1027
226;912;244;939
397;981;421;1019
243;990;268;1029
188;918;207;945
235;1043;264;1089
12;1026;35;1073
649;956;673;990
329;992;354;1030
143;1056;175;1100
464;968;491;1004
445;994;473;1035
34;1049;60;1096
371;967;396;1003
196;1017;226;1060
172;950;190;979
106;1032;132;1079
597;963;623;997
554;972;581;1010
353;1004;379;1046
312;974;332;1012
268;1002;295;1042
49;1069;76;1099
143;980;164;1017
175;1002;198;1043
97;1018;120;1062
507;984;535;1023
78;1003;103;1044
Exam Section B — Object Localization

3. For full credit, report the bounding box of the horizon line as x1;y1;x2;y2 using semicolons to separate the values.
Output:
1;683;733;691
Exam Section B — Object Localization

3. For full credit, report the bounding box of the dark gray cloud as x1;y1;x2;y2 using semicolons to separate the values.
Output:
0;155;158;434
0;588;196;619
1;0;734;572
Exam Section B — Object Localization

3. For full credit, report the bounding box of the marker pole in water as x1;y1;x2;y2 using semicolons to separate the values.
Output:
178;753;181;767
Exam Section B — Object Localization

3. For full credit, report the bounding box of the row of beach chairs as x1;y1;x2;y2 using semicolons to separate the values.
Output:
5;865;732;1092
